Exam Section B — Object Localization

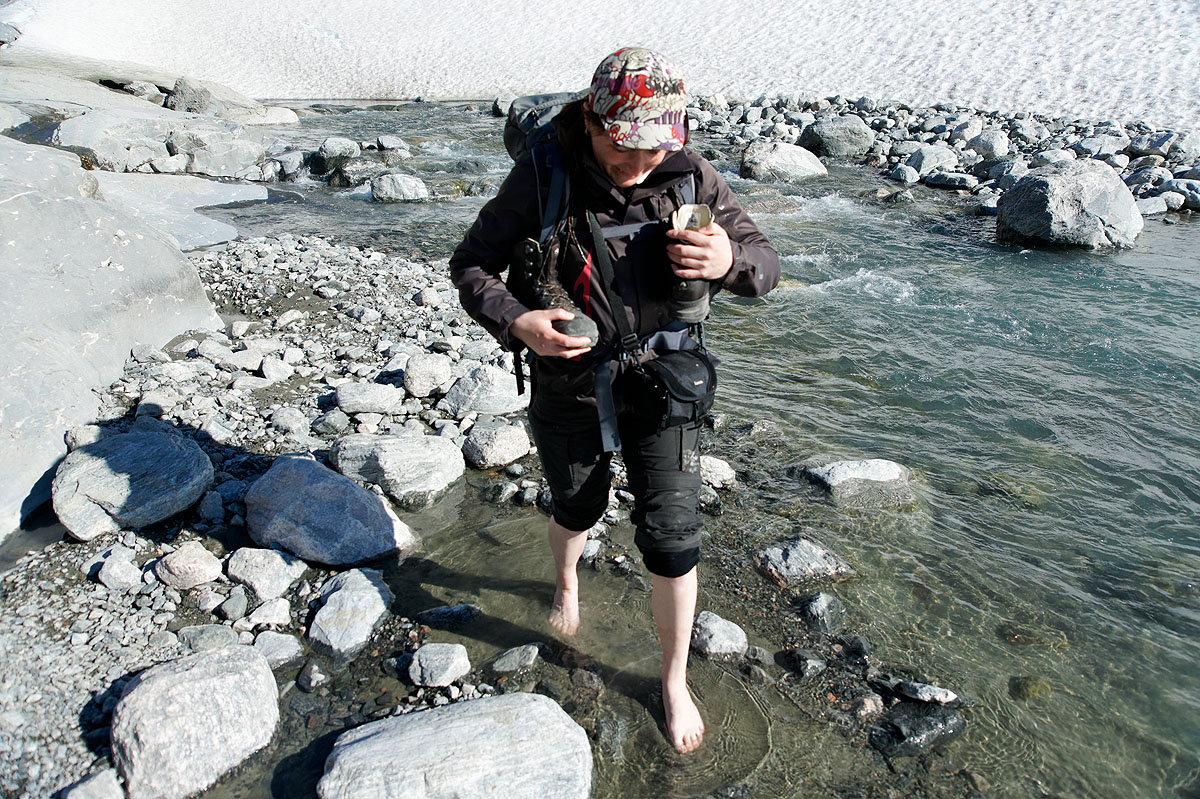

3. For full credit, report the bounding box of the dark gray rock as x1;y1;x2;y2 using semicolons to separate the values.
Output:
327;158;390;189
1160;178;1200;211
997;159;1144;248
798;115;875;158
781;647;826;679
415;604;482;628
244;456;418;566
316;693;591;799
111;647;278;798
869;702;966;758
52;432;214;541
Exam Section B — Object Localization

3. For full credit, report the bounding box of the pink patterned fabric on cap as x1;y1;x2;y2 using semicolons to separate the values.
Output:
589;47;687;151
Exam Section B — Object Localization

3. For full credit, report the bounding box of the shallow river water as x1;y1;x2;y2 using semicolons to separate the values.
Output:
195;102;1200;798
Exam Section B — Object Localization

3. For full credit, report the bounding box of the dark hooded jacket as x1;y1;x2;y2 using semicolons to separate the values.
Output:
449;102;780;400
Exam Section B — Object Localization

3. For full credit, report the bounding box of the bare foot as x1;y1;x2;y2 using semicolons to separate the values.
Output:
663;678;705;754
548;585;580;636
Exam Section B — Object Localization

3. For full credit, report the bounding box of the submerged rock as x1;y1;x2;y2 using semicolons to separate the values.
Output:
868;701;966;758
1008;675;1052;700
111;647;278;799
800;592;845;633
797;457;917;508
755;537;853;586
316;693;591;799
997;159;1143;248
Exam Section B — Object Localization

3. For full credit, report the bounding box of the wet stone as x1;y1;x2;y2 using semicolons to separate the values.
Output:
490;644;541;675
868;701;966;758
1008;675;1052;700
413;603;481;629
800;592;846;633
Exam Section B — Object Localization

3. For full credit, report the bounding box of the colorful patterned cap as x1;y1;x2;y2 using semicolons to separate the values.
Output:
588;47;687;151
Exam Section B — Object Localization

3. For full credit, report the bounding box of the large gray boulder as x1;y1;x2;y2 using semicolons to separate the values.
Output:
370;172;430;202
462;422;531;469
51;433;214;541
308;568;394;661
798;115;875;158
0;179;220;533
316;693;592;799
111;647;279;799
1160;178;1200;211
904;145;959;176
739;140;827;182
997;160;1144;248
330;433;465;509
165;77;298;125
49;109;240;172
0;135;101;198
244;456;418;566
440;364;529;418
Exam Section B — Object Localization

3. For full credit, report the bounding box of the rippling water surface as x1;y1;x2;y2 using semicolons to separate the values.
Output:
209;102;1200;798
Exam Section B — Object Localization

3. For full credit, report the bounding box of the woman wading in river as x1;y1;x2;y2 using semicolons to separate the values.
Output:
450;47;779;753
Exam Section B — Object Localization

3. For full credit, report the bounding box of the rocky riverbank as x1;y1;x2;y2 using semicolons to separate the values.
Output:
4;42;1195;799
2;229;974;799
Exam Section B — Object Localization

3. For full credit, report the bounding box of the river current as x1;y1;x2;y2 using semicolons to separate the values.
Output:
205;102;1200;798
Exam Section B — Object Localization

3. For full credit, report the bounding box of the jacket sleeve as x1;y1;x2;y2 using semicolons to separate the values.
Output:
692;156;781;298
448;157;543;351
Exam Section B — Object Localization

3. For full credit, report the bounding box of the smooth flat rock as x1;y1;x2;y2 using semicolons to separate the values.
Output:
245;456;418;566
998;159;1144;248
316;693;592;799
165;76;298;125
111;647;279;799
0;180;220;535
52;432;214;541
91;171;266;250
0;134;100;198
254;631;306;670
60;769;123;799
330;433;465;509
490;644;541;674
335;382;406;414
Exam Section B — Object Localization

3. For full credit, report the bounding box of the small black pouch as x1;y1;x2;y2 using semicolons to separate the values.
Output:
630;348;718;429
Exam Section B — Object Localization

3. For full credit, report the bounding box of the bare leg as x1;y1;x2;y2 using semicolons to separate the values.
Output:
547;518;588;636
652;566;705;753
